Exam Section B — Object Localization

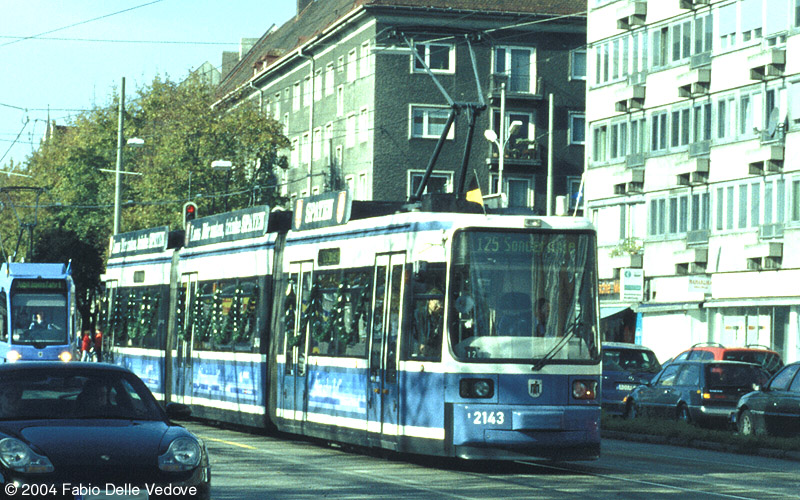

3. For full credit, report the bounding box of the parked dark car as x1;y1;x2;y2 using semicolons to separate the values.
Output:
601;342;661;416
624;360;769;426
0;362;210;499
732;361;800;437
670;342;784;375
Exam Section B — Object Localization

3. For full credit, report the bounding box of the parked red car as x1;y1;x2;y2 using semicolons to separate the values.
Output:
670;343;784;375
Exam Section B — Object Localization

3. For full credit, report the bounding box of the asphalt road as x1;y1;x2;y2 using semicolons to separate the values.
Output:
182;421;800;500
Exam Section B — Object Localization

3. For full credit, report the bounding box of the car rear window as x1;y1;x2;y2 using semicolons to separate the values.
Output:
603;348;660;373
704;364;765;389
723;351;783;373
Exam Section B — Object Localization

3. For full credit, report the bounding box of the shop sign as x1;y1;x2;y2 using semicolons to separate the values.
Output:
620;268;644;302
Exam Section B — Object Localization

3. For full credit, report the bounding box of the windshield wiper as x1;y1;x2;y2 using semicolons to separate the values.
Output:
530;319;583;372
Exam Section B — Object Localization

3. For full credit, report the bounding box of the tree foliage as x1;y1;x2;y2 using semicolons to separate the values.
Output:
1;76;289;327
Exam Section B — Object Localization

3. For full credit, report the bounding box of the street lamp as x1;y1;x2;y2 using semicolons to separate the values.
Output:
484;119;522;197
211;160;233;212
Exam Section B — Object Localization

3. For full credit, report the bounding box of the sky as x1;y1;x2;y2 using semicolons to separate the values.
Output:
0;0;297;169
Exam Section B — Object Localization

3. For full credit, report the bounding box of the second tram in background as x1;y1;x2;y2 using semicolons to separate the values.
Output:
0;262;77;362
101;192;601;461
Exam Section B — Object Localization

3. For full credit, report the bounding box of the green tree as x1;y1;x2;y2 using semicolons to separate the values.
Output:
8;76;289;328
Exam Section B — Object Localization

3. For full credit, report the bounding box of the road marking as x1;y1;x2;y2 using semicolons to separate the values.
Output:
203;437;257;450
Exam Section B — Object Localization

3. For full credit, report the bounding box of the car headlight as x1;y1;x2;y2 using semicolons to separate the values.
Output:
0;438;54;473
158;437;201;472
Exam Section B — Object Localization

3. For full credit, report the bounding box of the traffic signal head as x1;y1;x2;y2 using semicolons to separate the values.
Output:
183;202;198;228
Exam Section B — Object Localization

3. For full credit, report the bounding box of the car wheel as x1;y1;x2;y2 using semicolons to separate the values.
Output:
738;409;760;436
677;404;692;424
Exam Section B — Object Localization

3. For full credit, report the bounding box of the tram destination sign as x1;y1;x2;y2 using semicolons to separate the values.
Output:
293;190;351;231
110;226;169;258
12;279;66;291
185;205;269;247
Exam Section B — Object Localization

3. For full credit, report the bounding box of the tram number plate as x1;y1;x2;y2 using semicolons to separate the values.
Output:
468;411;506;425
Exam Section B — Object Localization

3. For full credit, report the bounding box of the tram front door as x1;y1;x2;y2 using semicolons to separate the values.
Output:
367;253;405;449
281;261;312;428
175;273;198;405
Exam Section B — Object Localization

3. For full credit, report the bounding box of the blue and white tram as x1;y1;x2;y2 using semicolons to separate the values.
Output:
101;192;601;461
0;262;77;362
275;192;601;460
101;227;181;396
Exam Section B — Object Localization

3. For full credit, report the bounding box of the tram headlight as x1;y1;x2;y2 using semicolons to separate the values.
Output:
459;378;494;399
6;350;21;363
58;351;73;362
572;380;598;400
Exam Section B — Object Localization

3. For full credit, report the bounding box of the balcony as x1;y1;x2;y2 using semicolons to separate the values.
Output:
748;48;785;81
485;143;542;168
613;168;644;195
686;229;710;246
675;247;708;275
679;0;710;8
745;241;782;270
615;85;645;113
747;144;784;175
617;1;647;30
676;157;709;186
677;68;710;98
489;74;543;103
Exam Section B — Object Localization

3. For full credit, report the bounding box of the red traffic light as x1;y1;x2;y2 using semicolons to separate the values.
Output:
183;202;198;227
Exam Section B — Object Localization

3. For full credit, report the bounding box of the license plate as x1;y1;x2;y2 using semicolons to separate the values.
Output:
616;383;637;392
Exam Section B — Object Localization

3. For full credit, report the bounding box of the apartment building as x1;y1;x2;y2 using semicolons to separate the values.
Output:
586;0;800;362
214;0;587;213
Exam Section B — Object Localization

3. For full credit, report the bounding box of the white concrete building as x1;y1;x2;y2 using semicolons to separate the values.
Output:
585;0;800;363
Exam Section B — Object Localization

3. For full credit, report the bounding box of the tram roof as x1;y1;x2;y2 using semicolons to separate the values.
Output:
1;262;70;278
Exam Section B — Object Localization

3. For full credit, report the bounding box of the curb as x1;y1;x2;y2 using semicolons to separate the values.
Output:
602;430;800;462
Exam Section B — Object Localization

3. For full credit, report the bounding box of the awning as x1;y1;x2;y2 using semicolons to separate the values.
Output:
704;297;800;308
637;302;702;314
600;306;629;319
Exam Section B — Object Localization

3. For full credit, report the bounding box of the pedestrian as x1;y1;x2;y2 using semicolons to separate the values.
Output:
80;330;92;362
93;328;103;362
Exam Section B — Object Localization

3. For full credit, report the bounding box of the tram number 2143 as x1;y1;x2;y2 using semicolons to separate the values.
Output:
468;411;506;425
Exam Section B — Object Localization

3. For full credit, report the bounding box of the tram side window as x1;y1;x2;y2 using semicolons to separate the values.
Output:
186;279;259;352
306;268;371;358
405;265;445;361
112;287;161;348
0;292;7;342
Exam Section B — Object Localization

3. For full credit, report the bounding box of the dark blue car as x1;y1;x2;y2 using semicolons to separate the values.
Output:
601;342;661;416
0;362;210;499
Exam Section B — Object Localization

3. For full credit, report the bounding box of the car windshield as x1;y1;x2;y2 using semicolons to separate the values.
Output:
0;369;164;421
603;348;660;373
448;229;599;363
704;364;767;389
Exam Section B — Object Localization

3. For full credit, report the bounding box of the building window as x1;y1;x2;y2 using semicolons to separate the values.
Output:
630;117;646;155
345;113;356;148
610;122;627;160
570;49;586;80
690;192;710;231
490;110;535;157
290;137;299;168
303;77;311;107
358;172;369;199
314;70;322;102
494;46;536;93
692;102;712;143
359;107;369;143
312;128;321;161
413;41;455;73
323;122;333;161
739;91;760;137
410;106;453;139
592;124;608;163
293;82;300;111
336;85;344;116
567;176;582;211
726;186;735;230
569;112;585;145
738;184;749;229
792;180;800;221
693;14;713;55
719;3;737;49
751;183;761;228
670;108;690;148
717;95;736;140
408;170;452;197
360;41;371;79
325;63;334;96
651;111;668;152
651;26;669;68
716;187;724;230
347;49;357;82
741;0;763;43
301;133;310;165
506;178;531;208
671;20;692;62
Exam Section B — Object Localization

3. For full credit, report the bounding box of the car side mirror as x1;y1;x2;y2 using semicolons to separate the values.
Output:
165;402;192;420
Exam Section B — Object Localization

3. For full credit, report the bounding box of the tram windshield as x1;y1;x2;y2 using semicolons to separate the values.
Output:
448;229;599;363
10;287;69;346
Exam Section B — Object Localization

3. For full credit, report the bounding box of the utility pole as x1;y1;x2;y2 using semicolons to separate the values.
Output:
113;77;125;235
546;93;554;216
